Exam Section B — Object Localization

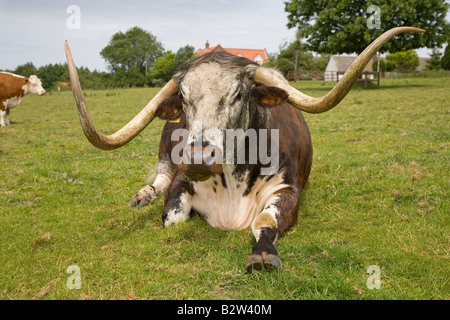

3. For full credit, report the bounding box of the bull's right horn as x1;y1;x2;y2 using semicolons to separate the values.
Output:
65;41;179;150
255;27;425;114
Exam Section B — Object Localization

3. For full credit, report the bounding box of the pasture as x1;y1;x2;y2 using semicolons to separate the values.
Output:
0;77;448;300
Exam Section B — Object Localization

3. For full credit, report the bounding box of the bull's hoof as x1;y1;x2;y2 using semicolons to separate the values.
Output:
129;185;156;208
245;252;282;272
246;254;264;271
263;253;282;271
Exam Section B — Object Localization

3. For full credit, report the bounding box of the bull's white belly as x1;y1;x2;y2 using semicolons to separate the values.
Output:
191;169;288;230
4;96;22;109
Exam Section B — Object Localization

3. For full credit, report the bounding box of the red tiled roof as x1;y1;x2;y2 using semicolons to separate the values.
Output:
196;44;268;64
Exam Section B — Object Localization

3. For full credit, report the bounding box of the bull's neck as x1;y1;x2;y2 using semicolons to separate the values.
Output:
20;84;30;96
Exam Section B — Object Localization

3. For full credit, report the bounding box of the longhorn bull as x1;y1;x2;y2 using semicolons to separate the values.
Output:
65;27;424;271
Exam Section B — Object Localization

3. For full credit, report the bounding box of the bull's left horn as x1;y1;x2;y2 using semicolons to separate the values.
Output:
255;27;425;114
64;41;179;150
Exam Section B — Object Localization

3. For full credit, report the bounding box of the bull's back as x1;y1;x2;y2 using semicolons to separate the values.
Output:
0;72;26;101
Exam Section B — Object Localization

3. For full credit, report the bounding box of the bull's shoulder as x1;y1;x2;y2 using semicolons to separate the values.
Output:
0;72;27;100
251;101;312;187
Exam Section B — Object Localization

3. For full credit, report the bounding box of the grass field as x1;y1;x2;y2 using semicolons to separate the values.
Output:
0;77;448;300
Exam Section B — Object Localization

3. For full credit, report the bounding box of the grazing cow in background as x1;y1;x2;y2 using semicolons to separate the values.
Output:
65;27;424;271
0;72;46;126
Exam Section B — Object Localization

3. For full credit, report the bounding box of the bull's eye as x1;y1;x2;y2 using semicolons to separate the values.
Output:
231;92;242;104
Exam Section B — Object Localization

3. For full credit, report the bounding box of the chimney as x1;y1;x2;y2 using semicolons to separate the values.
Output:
205;40;209;49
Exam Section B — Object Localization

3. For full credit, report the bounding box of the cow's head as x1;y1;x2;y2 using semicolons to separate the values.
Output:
25;75;46;96
64;27;424;179
152;52;289;180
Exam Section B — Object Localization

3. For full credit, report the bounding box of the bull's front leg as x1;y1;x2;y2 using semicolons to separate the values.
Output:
162;172;193;227
0;108;6;127
246;187;300;272
5;108;10;126
129;160;174;208
129;117;185;209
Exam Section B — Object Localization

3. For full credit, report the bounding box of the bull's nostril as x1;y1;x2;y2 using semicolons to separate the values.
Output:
211;150;215;158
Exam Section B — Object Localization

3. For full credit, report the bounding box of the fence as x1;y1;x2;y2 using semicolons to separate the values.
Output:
286;70;381;87
286;70;330;81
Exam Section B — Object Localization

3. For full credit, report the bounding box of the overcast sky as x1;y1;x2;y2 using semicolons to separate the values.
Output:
0;0;444;72
0;0;299;72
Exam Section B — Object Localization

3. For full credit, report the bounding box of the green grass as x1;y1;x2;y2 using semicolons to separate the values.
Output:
0;78;448;300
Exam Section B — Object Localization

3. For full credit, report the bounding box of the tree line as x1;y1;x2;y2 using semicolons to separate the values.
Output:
283;0;450;73
4;0;449;91
371;48;450;73
5;27;197;90
6;25;329;90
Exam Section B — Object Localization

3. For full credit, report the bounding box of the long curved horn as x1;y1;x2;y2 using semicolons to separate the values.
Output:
255;27;425;114
64;41;179;150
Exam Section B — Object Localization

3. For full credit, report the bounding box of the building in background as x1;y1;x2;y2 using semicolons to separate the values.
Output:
196;41;268;65
324;55;375;81
324;55;431;81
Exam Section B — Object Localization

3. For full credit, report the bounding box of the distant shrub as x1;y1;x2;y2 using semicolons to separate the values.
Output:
386;50;420;72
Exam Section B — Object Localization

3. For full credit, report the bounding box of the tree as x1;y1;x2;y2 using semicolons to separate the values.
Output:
311;54;329;70
147;46;196;86
277;32;315;70
148;52;177;84
264;58;294;76
100;27;164;76
36;63;68;89
174;45;196;69
266;31;330;75
372;59;390;72
441;45;450;70
285;0;450;54
426;49;442;70
14;62;37;77
386;50;419;72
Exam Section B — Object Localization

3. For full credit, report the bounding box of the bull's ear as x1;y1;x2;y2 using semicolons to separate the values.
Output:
251;85;288;106
155;94;183;121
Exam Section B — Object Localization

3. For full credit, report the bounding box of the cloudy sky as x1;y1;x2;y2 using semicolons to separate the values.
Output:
0;0;442;72
0;0;298;71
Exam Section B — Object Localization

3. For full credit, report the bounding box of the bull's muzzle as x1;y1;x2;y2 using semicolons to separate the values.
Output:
178;141;223;181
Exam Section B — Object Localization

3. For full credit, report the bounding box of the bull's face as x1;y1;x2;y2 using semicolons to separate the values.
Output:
157;53;289;182
26;75;46;96
174;60;254;181
180;62;251;141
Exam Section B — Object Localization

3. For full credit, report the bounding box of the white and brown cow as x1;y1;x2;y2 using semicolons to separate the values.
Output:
65;27;424;271
0;72;46;126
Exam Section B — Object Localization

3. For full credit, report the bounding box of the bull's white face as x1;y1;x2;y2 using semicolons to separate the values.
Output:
178;62;253;150
25;75;46;95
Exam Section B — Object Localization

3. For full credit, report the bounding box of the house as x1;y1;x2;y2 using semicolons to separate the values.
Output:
324;55;375;81
324;55;432;81
196;41;269;65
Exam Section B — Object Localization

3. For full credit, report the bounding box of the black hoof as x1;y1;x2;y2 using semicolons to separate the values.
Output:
246;254;264;272
263;253;282;271
245;252;282;272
